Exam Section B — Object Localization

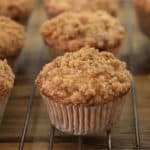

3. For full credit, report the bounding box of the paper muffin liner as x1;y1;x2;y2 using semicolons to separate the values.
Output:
0;94;10;123
42;94;125;135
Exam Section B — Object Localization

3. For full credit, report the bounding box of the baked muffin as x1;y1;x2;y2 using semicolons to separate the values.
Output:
45;0;120;17
134;0;150;37
0;60;15;123
0;0;35;23
41;11;125;55
0;16;25;66
36;47;132;135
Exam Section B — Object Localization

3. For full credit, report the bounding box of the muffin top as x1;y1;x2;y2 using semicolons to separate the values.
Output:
41;11;125;53
0;0;35;22
0;16;25;58
36;47;132;105
0;60;15;96
134;0;150;12
45;0;120;16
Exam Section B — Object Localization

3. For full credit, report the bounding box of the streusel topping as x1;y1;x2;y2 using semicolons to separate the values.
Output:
0;60;15;96
0;16;25;58
41;11;125;53
45;0;120;16
0;0;35;21
36;47;132;105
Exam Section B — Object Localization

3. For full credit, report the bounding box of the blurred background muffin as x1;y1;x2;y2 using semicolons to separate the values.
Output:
0;60;15;123
134;0;150;37
0;0;35;23
36;47;132;135
45;0;120;17
0;16;25;67
41;11;125;55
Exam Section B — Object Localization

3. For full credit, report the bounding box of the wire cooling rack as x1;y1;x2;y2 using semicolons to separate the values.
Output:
1;0;149;149
18;0;142;150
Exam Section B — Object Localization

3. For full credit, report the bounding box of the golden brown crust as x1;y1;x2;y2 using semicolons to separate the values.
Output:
36;47;132;105
45;0;120;16
0;60;15;96
41;11;125;53
0;16;25;58
0;0;35;22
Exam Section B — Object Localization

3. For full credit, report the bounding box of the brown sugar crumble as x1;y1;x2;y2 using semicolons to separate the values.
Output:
0;0;35;22
36;47;132;105
0;16;25;58
45;0;120;16
0;60;15;96
41;11;125;53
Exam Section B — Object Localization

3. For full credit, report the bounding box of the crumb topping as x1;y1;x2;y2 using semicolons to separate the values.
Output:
0;16;25;58
36;47;132;105
41;11;125;53
0;60;15;96
45;0;120;16
0;0;35;21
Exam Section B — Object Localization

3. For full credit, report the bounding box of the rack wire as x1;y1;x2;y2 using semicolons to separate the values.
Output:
18;0;142;150
124;0;141;149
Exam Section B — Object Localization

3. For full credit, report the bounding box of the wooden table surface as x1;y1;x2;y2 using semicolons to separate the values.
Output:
0;1;149;150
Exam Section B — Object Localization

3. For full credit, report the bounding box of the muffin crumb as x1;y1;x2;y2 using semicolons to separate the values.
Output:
41;11;125;53
45;0;120;16
0;16;25;58
0;0;35;22
0;60;15;96
36;47;132;105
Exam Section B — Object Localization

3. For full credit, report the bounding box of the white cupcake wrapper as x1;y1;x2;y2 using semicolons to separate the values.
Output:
0;95;10;123
42;94;125;135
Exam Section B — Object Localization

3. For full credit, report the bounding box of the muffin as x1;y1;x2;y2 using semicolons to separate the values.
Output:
45;0;120;17
36;47;132;135
0;16;25;67
41;11;125;55
0;0;35;23
0;60;15;123
134;0;150;37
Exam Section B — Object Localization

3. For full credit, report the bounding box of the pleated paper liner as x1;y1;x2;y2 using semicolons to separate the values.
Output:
42;94;125;135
